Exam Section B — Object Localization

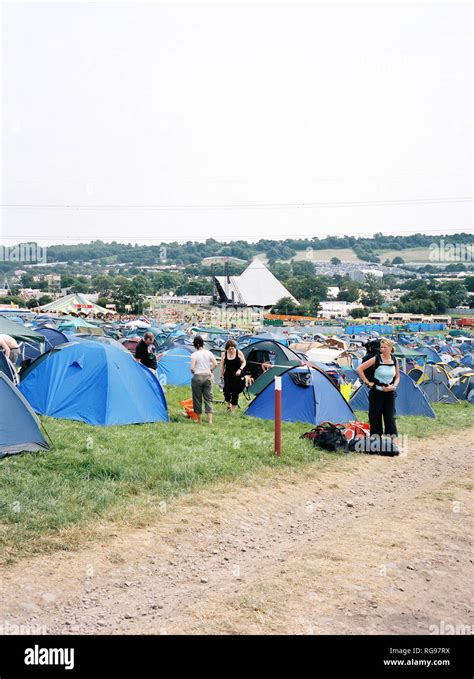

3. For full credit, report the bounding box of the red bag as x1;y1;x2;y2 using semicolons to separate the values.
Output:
343;421;370;442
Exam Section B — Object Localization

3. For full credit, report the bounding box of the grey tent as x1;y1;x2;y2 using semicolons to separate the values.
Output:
420;380;459;404
451;373;474;402
350;371;436;418
0;316;44;344
0;374;49;458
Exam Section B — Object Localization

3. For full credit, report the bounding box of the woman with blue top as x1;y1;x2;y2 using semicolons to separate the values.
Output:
356;338;400;442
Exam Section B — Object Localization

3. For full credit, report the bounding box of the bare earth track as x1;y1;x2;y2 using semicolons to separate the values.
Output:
1;428;473;635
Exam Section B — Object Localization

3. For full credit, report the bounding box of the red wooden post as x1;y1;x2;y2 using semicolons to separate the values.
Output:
274;376;282;456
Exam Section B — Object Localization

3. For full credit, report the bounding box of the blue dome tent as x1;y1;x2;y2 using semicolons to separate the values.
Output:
0;374;50;458
157;345;195;387
21;326;69;363
460;353;474;368
245;366;355;426
157;344;219;386
349;371;436;418
0;352;17;383
19;341;168;426
415;346;442;364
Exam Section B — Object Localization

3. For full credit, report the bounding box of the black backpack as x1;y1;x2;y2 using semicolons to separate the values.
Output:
301;422;347;452
361;338;381;383
317;429;347;452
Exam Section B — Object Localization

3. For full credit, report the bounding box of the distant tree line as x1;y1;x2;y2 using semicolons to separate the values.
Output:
0;233;469;269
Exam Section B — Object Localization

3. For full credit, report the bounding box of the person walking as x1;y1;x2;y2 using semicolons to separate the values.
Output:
356;338;400;445
135;332;157;374
190;336;217;425
219;340;247;413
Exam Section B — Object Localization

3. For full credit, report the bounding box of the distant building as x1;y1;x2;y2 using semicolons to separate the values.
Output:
150;294;213;307
202;256;246;266
380;288;404;302
368;312;389;321
19;288;42;300
349;269;384;283
318;301;361;318
214;259;298;308
381;313;452;324
137;264;185;272
32;273;61;285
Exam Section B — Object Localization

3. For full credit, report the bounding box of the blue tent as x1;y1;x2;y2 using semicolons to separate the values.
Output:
73;333;127;351
459;342;474;353
254;332;289;346
19;341;168;426
37;326;69;348
460;353;474;368
349;371;436;418
451;373;474;402
245;366;355;426
337;367;360;384
157;345;219;386
0;374;49;458
157;345;194;386
417;346;442;364
0;352;17;382
21;326;69;362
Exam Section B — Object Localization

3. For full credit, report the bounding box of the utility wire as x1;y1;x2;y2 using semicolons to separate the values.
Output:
1;196;473;210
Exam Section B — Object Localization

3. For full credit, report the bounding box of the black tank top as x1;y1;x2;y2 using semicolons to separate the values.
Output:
224;351;241;377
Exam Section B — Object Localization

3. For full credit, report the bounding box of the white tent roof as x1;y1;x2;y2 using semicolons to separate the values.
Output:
39;293;117;315
306;347;344;363
215;259;298;307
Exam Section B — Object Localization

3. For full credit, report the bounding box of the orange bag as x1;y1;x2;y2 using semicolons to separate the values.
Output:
180;399;199;421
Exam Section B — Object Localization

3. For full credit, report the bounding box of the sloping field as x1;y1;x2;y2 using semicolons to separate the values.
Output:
292;248;362;262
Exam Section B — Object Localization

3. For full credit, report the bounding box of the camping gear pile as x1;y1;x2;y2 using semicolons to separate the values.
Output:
301;420;399;456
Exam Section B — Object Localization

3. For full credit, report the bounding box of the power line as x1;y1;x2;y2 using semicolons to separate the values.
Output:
1;196;473;211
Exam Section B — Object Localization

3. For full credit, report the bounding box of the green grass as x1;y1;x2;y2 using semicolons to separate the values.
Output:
376;245;474;263
292;248;362;262
0;387;472;564
373;247;434;262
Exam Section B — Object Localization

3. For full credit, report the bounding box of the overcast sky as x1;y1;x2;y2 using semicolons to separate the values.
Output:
1;1;472;246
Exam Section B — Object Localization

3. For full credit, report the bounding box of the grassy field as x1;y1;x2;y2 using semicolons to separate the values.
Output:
292;248;362;262
374;246;440;262
0;385;472;565
210;245;472;265
291;246;449;263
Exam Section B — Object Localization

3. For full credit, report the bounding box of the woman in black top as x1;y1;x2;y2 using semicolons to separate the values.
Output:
219;340;247;412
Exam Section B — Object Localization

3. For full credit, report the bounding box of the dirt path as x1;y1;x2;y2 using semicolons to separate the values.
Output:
1;428;473;635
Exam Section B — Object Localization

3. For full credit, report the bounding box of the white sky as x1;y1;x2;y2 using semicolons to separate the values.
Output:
0;0;472;246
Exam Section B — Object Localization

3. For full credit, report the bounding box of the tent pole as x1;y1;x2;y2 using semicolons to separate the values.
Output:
274;376;282;456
